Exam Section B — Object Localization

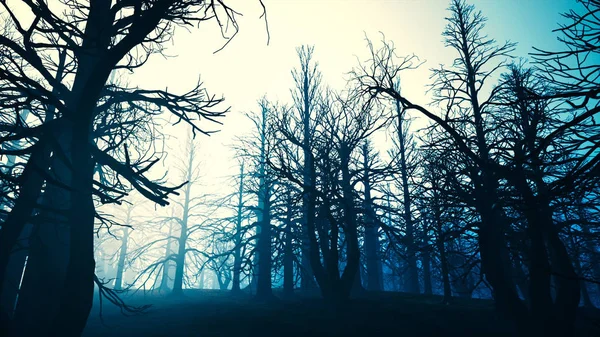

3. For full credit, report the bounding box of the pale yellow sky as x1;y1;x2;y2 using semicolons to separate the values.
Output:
123;0;571;193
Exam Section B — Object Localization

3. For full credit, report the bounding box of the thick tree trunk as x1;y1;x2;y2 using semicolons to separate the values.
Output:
545;215;580;335
0;108;34;320
50;118;96;337
0;141;51;315
478;214;529;333
12;126;72;337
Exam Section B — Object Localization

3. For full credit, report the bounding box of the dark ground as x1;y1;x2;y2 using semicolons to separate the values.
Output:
82;289;600;337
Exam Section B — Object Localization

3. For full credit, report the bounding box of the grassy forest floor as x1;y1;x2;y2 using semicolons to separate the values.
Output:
82;289;600;337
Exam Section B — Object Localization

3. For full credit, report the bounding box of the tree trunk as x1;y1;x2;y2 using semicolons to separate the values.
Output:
0;140;51;319
283;188;294;296
362;144;382;292
339;144;361;300
114;228;129;290
12;126;72;336
395;101;419;294
0;108;33;321
231;163;245;293
422;249;433;295
256;200;272;299
438;237;452;303
160;222;174;291
513;257;530;302
50;117;96;337
572;248;593;307
0;224;31;320
198;270;205;289
172;138;195;295
256;104;272;300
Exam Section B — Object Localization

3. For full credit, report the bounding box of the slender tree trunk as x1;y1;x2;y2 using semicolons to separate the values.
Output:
248;225;259;294
256;104;272;300
300;64;319;293
114;228;129;290
172;223;188;295
232;163;245;293
172;137;195;295
362;144;382;292
438;239;452;303
339;144;361;300
0;225;31;320
160;222;174;291
395;101;419;294
422;249;432;295
198;270;205;289
431;186;452;303
283;188;294;296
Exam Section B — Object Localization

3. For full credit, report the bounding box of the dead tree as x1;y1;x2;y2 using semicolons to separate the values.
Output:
0;1;266;334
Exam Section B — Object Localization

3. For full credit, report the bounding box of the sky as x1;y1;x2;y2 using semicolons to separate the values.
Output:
97;0;586;288
123;0;576;195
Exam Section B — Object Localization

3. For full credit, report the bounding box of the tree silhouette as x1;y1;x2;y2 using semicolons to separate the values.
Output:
0;1;266;335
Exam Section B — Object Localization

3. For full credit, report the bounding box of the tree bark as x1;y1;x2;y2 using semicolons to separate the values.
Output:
12;124;72;336
50;118;96;337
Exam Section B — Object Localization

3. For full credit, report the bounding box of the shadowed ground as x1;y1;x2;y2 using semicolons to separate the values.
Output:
82;290;600;337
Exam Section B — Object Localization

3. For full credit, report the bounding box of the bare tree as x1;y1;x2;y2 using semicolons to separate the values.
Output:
0;1;266;334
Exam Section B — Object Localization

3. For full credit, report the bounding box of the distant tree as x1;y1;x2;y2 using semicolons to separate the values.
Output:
289;45;322;292
360;141;384;292
170;134;208;295
389;80;420;294
236;98;277;299
231;161;247;293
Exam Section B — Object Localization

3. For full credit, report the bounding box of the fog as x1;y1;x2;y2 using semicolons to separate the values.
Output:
0;1;599;336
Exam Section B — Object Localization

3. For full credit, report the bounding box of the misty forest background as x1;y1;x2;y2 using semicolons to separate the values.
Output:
0;0;600;336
